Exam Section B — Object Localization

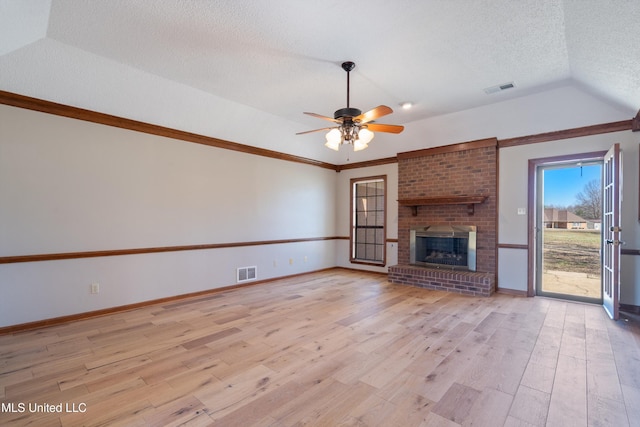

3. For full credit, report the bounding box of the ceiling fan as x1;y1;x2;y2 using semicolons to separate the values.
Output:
297;61;404;151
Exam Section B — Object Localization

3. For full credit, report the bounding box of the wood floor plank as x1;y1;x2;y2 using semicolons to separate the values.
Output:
520;361;556;394
606;319;640;390
1;269;638;426
142;395;209;426
377;391;433;426
542;300;567;329
585;327;614;361
546;354;587;426
212;380;306;426
335;392;397;426
462;387;513;427
508;385;551;426
295;380;377;426
460;344;530;395
621;384;640;427
558;331;586;360
267;378;349;425
420;330;489;402
473;311;508;335
527;326;562;369
587;358;624;402
431;382;481;424
155;369;220;408
503;415;539;427
587;394;629;427
194;364;277;420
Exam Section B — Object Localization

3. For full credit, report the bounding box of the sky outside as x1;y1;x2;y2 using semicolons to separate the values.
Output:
543;164;602;207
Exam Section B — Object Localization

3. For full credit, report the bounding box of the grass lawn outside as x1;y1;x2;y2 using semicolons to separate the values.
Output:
542;229;601;299
543;229;601;276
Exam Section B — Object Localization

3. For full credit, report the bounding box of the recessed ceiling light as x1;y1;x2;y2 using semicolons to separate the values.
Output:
400;102;413;110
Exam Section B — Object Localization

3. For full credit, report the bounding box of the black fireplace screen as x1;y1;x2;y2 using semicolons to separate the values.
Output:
415;236;468;267
410;225;477;271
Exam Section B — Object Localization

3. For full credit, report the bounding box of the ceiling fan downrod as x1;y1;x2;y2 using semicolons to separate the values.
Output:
335;61;361;120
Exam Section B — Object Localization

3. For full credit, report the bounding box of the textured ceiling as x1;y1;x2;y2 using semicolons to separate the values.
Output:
1;0;639;161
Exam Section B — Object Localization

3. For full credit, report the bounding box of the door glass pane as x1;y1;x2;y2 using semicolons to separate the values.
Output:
538;163;602;302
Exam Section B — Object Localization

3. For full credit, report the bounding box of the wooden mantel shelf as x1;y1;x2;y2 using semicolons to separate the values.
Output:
398;195;488;216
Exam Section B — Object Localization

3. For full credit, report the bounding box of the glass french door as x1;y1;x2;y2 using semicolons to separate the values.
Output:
602;143;622;320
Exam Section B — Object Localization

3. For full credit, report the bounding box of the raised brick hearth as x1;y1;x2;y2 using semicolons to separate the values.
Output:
389;264;495;297
392;138;498;296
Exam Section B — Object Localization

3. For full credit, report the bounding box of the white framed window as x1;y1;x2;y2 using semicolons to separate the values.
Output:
350;176;386;265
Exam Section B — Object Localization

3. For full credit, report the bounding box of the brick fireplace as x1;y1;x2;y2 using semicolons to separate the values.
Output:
388;138;497;296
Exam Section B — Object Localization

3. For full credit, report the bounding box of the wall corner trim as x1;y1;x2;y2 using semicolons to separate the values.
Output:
632;109;640;132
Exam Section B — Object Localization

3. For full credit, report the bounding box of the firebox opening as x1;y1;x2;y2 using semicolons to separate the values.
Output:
410;225;477;271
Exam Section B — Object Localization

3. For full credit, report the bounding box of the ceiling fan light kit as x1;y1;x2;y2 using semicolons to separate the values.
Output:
297;61;404;152
325;125;374;151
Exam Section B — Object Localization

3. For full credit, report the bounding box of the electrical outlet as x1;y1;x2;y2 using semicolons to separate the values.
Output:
289;258;294;265
90;283;100;294
273;260;277;267
304;256;308;263
517;208;526;215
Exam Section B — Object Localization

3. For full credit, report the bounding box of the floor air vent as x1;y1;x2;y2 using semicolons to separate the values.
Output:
237;266;257;283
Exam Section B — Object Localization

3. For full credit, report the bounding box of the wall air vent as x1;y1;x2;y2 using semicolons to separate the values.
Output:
484;82;515;94
237;266;257;283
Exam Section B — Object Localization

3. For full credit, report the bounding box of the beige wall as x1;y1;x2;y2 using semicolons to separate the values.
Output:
0;105;338;326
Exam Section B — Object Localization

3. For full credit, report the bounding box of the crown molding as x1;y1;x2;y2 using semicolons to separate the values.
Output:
499;120;633;147
2;91;637;171
0;90;338;171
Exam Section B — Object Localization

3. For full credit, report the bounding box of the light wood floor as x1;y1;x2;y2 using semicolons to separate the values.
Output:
1;269;639;426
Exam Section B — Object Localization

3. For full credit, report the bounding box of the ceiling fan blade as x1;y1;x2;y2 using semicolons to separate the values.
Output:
354;105;393;124
365;123;405;134
303;112;342;123
296;127;336;135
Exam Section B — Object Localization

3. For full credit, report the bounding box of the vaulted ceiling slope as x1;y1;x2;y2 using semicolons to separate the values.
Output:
1;1;638;163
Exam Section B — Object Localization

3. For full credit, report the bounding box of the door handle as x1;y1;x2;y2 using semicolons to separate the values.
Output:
606;240;625;246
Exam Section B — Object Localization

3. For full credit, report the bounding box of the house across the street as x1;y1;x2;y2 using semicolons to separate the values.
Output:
544;208;590;229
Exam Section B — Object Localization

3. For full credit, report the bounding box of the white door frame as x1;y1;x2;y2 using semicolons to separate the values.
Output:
527;150;608;298
533;160;603;303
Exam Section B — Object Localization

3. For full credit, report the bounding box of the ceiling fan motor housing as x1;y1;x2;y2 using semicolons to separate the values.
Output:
334;107;362;120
